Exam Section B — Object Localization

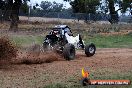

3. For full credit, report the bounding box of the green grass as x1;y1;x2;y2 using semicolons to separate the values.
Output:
10;34;132;48
10;35;44;47
85;34;132;48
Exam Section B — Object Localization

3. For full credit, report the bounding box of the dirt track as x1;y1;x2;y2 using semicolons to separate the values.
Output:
0;48;132;88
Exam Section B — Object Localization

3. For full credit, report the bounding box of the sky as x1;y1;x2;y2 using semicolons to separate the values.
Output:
30;0;71;8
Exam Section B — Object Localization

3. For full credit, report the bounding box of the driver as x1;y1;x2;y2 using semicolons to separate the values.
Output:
64;26;73;36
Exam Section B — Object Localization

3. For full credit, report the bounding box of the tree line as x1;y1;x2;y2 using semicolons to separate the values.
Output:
0;0;131;31
24;1;73;18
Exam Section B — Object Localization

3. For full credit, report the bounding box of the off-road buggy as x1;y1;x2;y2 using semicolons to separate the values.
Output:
43;25;96;60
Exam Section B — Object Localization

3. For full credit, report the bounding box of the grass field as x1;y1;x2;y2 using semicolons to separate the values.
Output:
10;33;132;49
85;33;132;48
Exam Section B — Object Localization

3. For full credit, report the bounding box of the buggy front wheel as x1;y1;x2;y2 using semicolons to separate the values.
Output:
85;43;96;57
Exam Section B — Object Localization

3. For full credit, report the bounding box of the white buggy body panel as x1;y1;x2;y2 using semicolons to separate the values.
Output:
65;33;84;48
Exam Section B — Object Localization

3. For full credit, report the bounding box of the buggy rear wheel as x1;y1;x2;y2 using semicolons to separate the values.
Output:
63;43;75;60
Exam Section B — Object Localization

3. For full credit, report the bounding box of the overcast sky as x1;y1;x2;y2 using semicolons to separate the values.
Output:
30;0;71;8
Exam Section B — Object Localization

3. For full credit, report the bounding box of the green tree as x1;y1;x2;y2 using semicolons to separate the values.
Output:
107;0;119;24
51;1;63;12
121;0;132;13
40;1;63;12
65;0;132;24
40;1;52;12
20;1;29;15
106;0;131;24
65;0;100;22
0;0;30;31
70;0;100;13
